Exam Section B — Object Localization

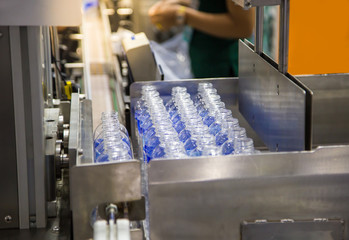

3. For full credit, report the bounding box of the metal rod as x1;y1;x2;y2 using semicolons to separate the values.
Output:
50;27;62;99
255;6;264;54
278;0;290;73
43;26;53;107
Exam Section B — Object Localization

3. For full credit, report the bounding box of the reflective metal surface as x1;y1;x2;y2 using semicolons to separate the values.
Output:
0;26;19;229
28;26;47;228
68;93;80;167
296;74;349;146
80;99;94;164
71;161;142;240
241;219;344;240
0;0;82;26
148;145;349;240
239;40;307;151
10;26;29;229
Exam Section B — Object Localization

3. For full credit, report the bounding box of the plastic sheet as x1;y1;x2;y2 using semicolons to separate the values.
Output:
150;34;193;80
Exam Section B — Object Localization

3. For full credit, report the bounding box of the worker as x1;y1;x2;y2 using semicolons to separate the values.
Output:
148;0;255;78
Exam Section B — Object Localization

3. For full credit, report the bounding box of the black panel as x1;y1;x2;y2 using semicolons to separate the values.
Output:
0;26;19;229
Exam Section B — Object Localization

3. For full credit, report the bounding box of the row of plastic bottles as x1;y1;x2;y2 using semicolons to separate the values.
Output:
193;83;256;155
135;83;257;162
135;86;188;162
93;112;132;163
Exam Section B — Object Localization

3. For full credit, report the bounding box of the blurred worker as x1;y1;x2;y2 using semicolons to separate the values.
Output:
149;0;255;78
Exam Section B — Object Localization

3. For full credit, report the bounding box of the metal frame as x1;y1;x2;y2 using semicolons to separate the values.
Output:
28;26;47;228
238;0;290;74
233;0;281;9
10;26;30;229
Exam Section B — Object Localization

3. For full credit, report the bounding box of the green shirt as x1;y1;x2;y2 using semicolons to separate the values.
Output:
189;0;239;78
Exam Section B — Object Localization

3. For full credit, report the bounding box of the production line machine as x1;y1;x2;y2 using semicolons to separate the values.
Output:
1;0;349;239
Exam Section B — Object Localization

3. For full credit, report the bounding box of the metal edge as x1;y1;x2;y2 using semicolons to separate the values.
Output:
148;145;349;185
28;26;46;228
80;99;94;164
69;93;80;167
286;73;313;150
10;26;30;229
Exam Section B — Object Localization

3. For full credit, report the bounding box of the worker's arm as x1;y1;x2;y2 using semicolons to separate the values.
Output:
148;0;255;39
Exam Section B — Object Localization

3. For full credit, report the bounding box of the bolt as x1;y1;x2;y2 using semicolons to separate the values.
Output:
4;215;12;223
51;225;60;234
78;149;83;156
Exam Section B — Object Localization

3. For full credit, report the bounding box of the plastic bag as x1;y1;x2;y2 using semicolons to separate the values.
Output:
150;34;193;80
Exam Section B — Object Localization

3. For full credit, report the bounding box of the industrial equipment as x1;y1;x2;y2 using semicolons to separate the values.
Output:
0;0;349;239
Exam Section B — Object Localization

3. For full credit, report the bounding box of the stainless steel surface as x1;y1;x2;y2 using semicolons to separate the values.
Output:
278;0;290;73
0;0;82;26
68;93;80;167
10;26;30;229
241;219;344;240
239;40;307;151
71;161;142;240
43;26;53;108
130;78;266;154
44;108;60;202
296;74;349;146
80;99;94;164
232;0;281;9
255;6;264;54
28;26;47;228
148;145;349;240
0;26;19;229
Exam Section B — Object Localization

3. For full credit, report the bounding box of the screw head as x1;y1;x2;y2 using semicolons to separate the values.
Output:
4;215;12;223
51;225;60;233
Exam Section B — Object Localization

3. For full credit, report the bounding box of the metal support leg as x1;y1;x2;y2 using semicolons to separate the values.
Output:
278;0;290;73
255;6;264;54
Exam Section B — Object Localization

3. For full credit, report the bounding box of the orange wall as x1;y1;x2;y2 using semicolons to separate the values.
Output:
288;0;349;75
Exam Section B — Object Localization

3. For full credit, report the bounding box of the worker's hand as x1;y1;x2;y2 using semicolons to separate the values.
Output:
148;2;181;31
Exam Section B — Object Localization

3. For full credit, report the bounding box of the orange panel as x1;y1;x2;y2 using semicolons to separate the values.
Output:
288;0;349;75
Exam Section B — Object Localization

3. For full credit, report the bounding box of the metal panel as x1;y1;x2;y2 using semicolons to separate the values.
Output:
71;161;142;240
0;27;19;229
0;0;82;26
80;99;94;164
296;74;349;146
239;40;307;151
9;26;29;229
148;145;349;240
69;93;80;167
27;26;47;228
241;220;344;240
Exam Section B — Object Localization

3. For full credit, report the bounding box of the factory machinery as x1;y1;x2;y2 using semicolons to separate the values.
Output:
0;0;349;239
